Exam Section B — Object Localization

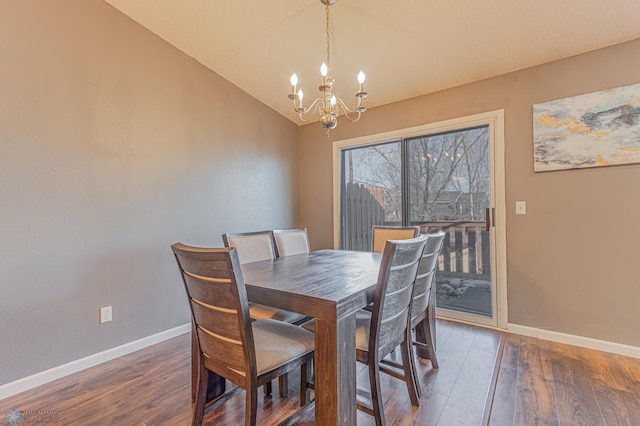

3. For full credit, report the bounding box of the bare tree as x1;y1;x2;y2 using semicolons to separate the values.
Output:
343;126;489;224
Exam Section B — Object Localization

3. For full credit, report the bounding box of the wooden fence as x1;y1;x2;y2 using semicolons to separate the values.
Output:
342;182;384;251
421;221;491;278
342;183;490;278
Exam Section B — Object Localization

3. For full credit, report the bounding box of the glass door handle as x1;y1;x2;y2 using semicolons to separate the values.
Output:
485;207;495;231
485;208;491;231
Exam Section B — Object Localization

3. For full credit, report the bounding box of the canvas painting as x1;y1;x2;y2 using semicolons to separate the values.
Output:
533;83;640;172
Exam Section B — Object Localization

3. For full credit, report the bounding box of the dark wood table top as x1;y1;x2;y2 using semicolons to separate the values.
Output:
241;249;381;321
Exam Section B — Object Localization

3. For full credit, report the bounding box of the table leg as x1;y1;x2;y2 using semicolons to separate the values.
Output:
314;314;357;425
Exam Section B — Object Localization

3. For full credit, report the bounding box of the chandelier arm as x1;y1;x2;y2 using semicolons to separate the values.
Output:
334;98;364;122
295;98;325;122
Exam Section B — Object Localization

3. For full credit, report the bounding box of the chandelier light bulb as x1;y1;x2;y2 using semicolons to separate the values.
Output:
330;95;337;106
298;89;304;101
358;70;366;84
320;62;328;77
290;73;298;87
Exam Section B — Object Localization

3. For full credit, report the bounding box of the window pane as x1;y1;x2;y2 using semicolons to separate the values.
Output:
406;126;490;223
340;140;401;250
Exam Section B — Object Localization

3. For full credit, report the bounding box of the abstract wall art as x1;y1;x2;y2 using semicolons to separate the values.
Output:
533;83;640;172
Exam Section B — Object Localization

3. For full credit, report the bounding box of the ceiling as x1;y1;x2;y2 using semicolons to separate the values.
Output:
104;0;640;126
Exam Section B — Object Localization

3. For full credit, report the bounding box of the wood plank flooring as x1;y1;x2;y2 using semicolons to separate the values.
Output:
488;334;640;426
2;320;639;425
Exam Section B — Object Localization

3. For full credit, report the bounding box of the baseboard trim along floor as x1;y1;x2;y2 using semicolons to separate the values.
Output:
508;323;640;359
0;323;190;400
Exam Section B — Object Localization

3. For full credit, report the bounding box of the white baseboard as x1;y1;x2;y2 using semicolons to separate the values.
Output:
507;323;640;359
0;323;190;401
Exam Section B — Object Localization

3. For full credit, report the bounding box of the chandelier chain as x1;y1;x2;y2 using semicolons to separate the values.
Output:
325;0;331;69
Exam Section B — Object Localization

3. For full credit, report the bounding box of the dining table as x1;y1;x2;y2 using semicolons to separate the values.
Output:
192;249;435;425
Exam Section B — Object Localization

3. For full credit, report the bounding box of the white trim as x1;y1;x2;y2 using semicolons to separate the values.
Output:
493;111;508;330
0;323;191;400
508;323;640;359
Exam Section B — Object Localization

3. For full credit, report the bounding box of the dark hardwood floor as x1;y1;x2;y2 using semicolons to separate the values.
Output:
2;320;639;425
489;334;640;426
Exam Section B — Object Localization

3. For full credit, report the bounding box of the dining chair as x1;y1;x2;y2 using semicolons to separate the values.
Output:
222;231;307;324
302;235;428;424
379;230;446;400
222;230;277;265
371;225;421;253
356;235;428;425
171;244;315;426
222;230;308;397
272;228;310;257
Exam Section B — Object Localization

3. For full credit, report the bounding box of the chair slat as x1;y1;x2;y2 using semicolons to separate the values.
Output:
191;299;243;343
173;250;230;273
183;273;237;312
196;327;246;374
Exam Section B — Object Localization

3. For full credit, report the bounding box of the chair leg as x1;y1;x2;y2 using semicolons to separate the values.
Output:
263;382;272;397
407;336;422;399
300;362;312;406
415;319;439;369
368;358;386;426
279;373;289;397
192;363;209;426
245;386;258;426
400;339;420;405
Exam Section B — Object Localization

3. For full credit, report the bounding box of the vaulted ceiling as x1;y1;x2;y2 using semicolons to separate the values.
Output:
104;0;640;125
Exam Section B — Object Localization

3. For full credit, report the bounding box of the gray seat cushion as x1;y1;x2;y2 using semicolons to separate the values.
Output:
301;310;372;352
253;319;315;375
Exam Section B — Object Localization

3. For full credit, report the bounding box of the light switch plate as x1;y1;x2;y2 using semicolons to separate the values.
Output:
515;201;526;215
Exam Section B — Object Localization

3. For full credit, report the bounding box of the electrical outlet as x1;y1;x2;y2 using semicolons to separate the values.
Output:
99;306;112;324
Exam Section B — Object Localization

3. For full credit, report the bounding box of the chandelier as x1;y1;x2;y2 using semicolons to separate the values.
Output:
287;0;367;135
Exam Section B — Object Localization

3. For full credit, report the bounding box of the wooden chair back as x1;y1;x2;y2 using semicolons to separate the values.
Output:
370;235;428;358
411;230;446;329
171;244;256;387
272;228;310;257
371;225;420;253
222;230;276;264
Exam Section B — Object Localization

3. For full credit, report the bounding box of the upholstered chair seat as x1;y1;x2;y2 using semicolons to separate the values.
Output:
252;319;315;375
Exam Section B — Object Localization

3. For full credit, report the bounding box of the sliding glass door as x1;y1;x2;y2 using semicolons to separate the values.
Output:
406;127;493;319
335;111;505;327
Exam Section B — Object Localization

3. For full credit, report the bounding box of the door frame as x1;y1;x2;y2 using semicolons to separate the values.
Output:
332;109;507;329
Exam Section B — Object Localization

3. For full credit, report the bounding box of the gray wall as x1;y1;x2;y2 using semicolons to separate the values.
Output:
300;39;640;348
0;1;299;385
